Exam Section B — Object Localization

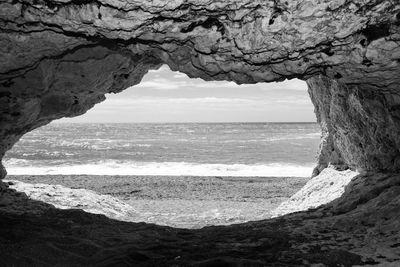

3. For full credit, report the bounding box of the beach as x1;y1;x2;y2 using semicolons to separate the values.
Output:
7;175;308;228
4;123;316;228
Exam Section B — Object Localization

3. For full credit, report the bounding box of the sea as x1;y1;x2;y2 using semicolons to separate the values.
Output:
4;123;321;177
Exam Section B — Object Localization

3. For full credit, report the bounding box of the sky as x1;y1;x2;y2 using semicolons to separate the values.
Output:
60;65;316;123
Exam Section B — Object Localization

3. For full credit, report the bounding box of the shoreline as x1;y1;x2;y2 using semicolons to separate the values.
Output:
6;175;309;228
7;175;308;201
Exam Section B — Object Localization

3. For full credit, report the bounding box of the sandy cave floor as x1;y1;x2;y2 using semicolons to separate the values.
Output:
0;173;399;266
0;184;368;267
6;175;308;228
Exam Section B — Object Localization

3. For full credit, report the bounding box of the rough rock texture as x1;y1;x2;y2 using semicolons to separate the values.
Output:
1;0;400;175
1;0;400;265
7;175;308;228
271;168;359;217
0;173;399;266
4;180;140;221
308;75;400;175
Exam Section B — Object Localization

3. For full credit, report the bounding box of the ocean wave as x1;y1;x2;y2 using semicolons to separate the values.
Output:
4;160;314;177
305;132;321;137
217;134;321;144
5;151;76;160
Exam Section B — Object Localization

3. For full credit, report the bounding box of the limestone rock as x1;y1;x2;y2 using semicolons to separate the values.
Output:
5;180;139;221
308;76;400;173
0;173;399;266
271;167;359;217
1;1;400;265
0;0;400;174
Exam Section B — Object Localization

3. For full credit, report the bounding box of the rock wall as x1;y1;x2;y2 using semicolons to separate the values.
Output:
0;46;161;178
272;167;359;216
1;1;400;265
308;75;400;175
1;0;400;179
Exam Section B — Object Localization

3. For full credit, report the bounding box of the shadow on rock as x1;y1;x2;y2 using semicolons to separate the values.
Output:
0;174;399;266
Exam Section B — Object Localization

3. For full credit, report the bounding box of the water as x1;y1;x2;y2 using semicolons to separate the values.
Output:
4;123;321;177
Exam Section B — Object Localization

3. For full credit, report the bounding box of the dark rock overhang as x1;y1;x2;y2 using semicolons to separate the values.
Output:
1;1;400;266
1;0;400;176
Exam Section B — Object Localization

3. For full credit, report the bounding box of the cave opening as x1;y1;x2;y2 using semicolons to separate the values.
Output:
3;65;322;228
1;0;400;264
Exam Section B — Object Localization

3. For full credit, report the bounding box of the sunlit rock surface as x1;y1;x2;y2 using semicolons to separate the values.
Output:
272;168;359;217
4;180;139;220
1;0;400;265
1;0;400;174
0;173;400;266
308;76;400;175
5;177;301;228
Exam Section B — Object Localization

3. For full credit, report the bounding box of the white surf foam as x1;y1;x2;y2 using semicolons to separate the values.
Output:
4;160;314;177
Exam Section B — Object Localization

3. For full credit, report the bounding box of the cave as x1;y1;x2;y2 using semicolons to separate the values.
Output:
1;0;400;266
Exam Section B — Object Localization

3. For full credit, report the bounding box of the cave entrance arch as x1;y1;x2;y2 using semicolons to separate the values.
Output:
1;1;400;264
3;65;322;228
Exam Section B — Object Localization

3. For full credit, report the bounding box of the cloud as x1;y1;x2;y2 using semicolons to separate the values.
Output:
142;64;308;91
133;75;241;91
189;81;241;89
134;80;180;90
172;72;188;79
130;64;309;94
261;79;308;91
104;96;258;106
59;64;315;123
271;93;312;104
133;77;247;91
